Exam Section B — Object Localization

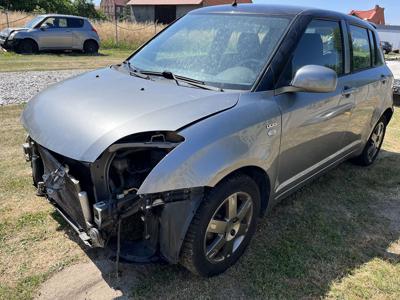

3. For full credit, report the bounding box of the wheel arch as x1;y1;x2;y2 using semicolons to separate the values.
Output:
83;38;99;48
17;37;39;50
212;165;271;215
382;107;394;124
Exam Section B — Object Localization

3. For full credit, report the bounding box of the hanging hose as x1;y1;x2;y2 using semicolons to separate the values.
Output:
115;218;122;279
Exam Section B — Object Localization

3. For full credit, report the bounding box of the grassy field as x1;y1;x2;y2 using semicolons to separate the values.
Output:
0;49;134;72
0;104;399;299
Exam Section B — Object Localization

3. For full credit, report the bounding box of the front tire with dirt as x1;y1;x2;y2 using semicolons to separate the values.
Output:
180;174;261;277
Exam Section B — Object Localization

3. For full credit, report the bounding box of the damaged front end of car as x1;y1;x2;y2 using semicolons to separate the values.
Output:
22;131;203;263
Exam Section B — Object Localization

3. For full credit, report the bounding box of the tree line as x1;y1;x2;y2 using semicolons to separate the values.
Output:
0;0;105;19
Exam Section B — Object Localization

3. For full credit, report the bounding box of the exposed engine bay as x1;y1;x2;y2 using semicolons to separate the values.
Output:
23;132;203;264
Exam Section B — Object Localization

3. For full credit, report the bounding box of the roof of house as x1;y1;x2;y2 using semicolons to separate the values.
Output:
115;0;129;5
349;5;385;24
127;0;251;5
100;0;129;6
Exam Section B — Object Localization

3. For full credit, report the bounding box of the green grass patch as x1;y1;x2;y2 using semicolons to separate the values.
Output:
0;48;134;72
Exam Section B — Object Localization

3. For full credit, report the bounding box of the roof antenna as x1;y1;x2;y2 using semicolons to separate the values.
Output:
232;0;237;7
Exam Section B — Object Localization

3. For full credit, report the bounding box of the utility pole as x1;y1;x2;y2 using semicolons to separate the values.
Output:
114;5;118;46
4;0;10;28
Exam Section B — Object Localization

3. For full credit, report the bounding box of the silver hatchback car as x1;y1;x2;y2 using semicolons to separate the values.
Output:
0;14;100;54
21;4;393;277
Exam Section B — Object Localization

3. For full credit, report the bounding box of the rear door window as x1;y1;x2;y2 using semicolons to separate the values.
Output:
369;30;384;66
68;18;84;28
349;25;372;71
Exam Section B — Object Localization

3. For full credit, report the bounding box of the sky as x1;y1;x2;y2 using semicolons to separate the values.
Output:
92;0;400;25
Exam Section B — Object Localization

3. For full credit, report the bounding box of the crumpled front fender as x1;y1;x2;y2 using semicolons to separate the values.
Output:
137;93;281;195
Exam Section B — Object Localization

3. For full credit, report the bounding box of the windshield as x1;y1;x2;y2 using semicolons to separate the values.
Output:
129;13;292;90
25;16;45;28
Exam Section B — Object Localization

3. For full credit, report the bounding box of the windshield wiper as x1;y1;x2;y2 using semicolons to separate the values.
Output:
123;61;151;80
139;69;224;92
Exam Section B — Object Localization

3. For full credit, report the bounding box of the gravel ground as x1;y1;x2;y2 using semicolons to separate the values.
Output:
0;70;89;105
1;61;400;106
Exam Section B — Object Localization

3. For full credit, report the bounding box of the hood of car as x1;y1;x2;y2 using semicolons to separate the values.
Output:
21;67;239;162
0;27;28;37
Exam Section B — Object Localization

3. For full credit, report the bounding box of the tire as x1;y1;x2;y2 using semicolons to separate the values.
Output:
16;39;38;54
180;174;261;277
83;40;99;54
352;116;387;166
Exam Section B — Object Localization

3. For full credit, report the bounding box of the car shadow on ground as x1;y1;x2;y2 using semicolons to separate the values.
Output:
15;50;108;57
45;148;400;299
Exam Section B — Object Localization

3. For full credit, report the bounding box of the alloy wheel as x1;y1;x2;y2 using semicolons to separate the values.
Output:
204;192;253;263
367;121;385;162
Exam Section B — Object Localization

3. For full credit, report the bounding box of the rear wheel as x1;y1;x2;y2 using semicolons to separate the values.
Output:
180;175;260;277
83;40;99;54
16;39;38;54
352;116;387;166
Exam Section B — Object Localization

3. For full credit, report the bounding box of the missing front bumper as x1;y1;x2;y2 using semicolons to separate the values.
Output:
23;139;204;264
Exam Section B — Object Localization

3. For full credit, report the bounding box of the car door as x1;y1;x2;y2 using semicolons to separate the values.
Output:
37;17;73;49
274;19;353;196
341;24;389;147
67;17;85;49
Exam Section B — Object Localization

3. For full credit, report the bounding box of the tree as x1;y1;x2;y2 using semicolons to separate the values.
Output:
0;0;105;20
72;0;105;20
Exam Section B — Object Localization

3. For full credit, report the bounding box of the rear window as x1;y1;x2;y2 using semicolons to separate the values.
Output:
68;18;84;28
350;25;371;71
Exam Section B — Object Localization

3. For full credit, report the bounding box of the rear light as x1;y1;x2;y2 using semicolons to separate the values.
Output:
92;26;98;34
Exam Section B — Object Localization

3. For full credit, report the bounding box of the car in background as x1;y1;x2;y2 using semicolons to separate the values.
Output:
381;41;393;54
0;14;100;54
394;79;400;95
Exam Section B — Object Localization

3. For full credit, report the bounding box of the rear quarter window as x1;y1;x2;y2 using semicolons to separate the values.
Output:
350;25;371;71
369;30;384;66
68;18;84;28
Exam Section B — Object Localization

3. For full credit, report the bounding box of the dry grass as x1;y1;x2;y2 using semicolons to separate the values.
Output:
0;11;165;49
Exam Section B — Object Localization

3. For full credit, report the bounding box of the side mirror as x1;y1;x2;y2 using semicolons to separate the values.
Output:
276;65;338;94
292;65;337;93
40;24;48;31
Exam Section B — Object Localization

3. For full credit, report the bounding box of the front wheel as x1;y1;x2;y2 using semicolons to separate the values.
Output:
16;39;38;54
180;174;260;277
352;116;387;166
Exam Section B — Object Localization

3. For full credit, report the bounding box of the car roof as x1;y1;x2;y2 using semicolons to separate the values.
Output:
189;4;375;30
38;14;87;20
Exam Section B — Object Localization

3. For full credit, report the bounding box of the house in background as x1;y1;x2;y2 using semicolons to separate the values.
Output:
127;0;252;24
349;5;385;25
100;0;130;20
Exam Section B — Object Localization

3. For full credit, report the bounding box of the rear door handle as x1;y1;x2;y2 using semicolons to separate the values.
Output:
381;74;388;84
342;87;359;97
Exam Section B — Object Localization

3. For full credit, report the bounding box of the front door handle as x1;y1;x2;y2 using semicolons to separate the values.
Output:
342;86;359;97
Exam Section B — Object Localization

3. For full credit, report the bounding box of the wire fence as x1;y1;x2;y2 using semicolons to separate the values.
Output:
0;13;30;27
0;10;164;48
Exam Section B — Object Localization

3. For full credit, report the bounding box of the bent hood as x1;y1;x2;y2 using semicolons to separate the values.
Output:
0;27;28;37
21;67;239;162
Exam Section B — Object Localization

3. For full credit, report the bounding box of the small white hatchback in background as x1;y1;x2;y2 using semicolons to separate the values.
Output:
0;14;100;54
